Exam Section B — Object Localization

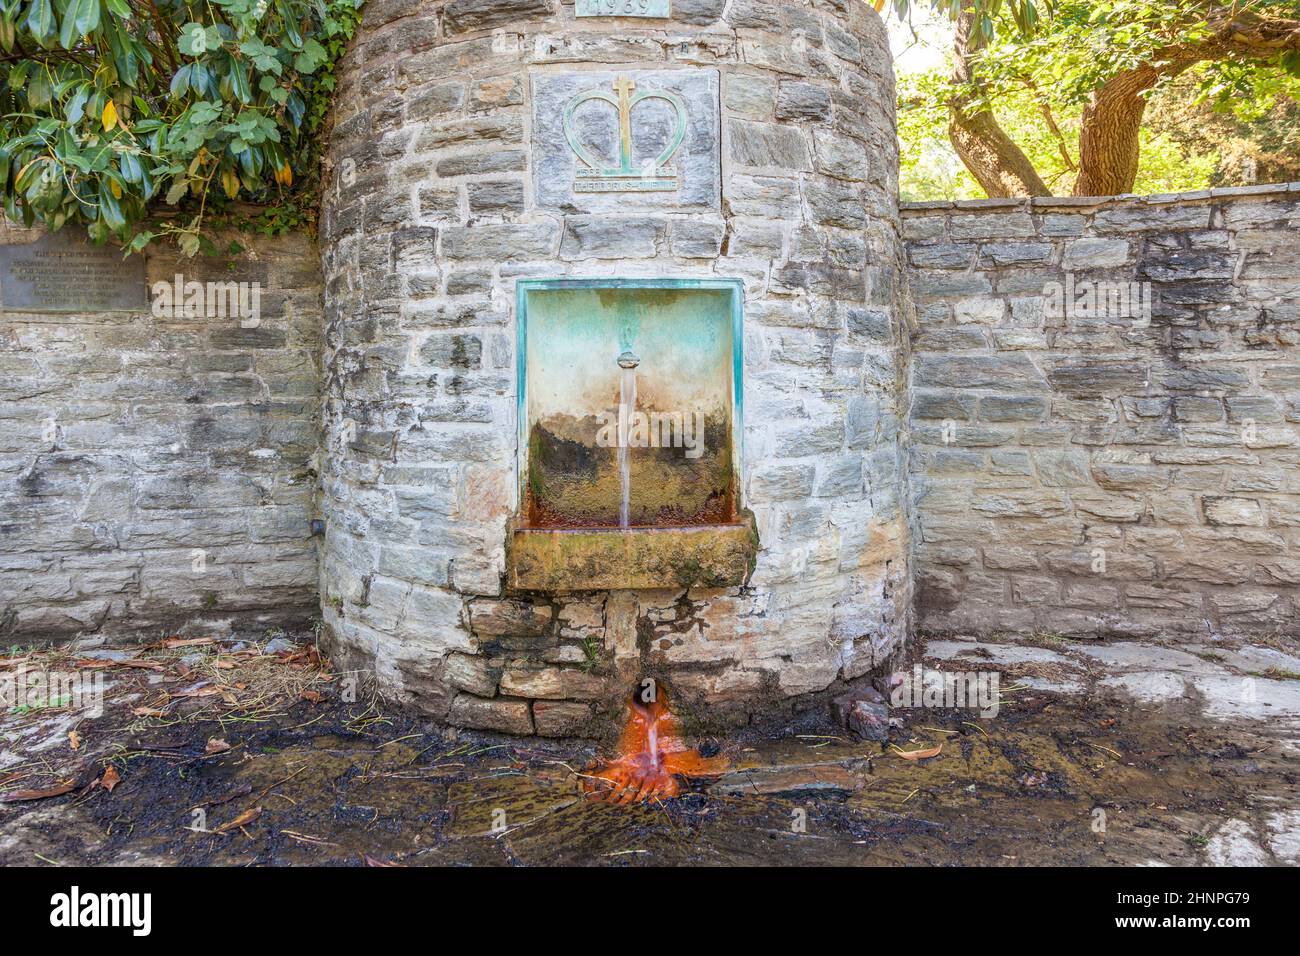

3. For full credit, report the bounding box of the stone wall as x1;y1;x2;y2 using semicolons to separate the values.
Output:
12;6;1296;736
317;0;911;734
904;185;1300;640
0;222;322;641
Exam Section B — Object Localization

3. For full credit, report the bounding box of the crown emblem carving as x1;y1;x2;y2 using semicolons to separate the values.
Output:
562;75;688;193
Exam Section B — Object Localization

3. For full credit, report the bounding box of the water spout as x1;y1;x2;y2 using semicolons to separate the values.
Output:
617;350;639;529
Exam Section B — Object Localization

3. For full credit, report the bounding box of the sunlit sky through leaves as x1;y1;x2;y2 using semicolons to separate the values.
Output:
887;7;954;75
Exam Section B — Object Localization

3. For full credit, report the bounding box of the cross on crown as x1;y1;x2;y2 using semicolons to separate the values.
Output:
561;74;689;193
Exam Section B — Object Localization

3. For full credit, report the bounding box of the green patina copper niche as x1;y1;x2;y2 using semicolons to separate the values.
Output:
511;278;755;591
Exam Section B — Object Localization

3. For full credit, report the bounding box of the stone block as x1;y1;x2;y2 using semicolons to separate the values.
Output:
728;118;812;171
533;700;597;737
1203;496;1265;527
467;598;554;638
446;652;500;697
1062;238;1129;269
442;0;551;35
560;216;667;259
448;693;533;734
499;665;605;700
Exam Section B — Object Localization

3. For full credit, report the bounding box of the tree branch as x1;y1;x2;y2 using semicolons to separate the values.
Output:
1074;5;1300;195
947;10;1053;197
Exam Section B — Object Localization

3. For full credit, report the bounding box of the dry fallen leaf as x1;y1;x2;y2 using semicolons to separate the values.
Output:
68;731;81;751
100;766;121;792
74;658;164;671
0;781;78;803
132;706;167;718
205;738;232;755
163;637;216;649
214;806;262;834
363;854;405;867
892;742;944;761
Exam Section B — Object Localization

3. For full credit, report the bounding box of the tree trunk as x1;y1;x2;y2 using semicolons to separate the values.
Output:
1073;63;1189;195
947;12;1052;198
1073;9;1300;195
941;5;1300;199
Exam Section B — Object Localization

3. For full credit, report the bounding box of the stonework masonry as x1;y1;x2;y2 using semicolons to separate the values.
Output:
316;0;911;734
0;221;322;639
905;185;1300;641
2;2;1298;739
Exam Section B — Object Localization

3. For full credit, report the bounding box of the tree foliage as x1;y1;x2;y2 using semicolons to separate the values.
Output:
0;0;363;254
1147;68;1300;185
950;0;1300;115
898;65;1221;200
892;0;1300;198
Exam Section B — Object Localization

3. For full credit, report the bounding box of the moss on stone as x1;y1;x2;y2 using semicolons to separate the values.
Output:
509;519;758;591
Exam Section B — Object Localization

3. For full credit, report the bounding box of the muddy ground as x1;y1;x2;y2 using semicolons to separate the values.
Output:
1;632;1297;866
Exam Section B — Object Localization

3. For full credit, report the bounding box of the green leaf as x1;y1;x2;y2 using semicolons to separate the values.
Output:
224;63;252;103
59;0;97;45
170;64;192;98
28;70;52;110
25;0;57;46
98;179;126;230
119;151;143;183
74;0;99;36
125;230;155;253
294;38;327;74
277;0;302;46
177;21;210;56
0;9;16;51
66;85;89;123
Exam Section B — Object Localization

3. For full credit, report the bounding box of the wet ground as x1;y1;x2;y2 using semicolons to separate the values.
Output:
2;633;1297;866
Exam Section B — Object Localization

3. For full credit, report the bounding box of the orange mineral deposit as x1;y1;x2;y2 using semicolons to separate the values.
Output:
581;689;728;804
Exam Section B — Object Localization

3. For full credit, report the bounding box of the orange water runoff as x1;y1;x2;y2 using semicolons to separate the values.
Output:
581;689;728;804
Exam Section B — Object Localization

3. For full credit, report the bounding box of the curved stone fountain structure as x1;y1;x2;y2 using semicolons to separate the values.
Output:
318;0;910;735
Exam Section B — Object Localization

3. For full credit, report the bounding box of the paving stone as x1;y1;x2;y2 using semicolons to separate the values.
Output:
1099;672;1190;705
1204;819;1269;866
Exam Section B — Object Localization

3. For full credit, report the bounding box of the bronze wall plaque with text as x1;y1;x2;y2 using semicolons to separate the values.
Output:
0;233;147;313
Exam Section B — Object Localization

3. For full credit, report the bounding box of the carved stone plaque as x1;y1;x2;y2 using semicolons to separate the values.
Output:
0;232;147;313
532;69;720;213
576;0;670;17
